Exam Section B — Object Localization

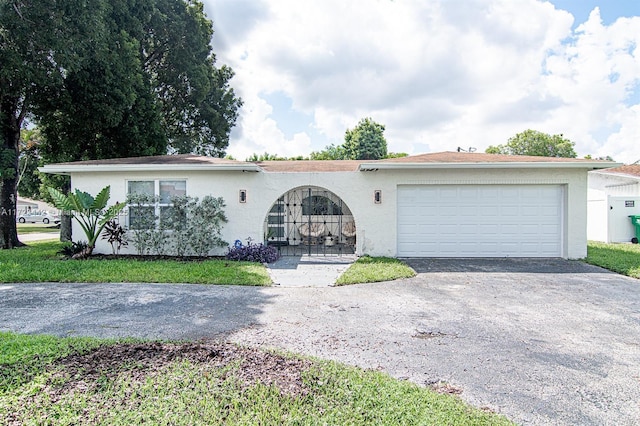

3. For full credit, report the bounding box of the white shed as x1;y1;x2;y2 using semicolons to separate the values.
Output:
588;165;640;243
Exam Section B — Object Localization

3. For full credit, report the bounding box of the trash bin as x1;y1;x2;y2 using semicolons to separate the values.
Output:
629;215;640;244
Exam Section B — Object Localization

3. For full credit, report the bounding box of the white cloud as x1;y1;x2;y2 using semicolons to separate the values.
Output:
204;0;640;163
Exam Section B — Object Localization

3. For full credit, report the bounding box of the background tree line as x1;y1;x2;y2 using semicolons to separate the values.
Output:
247;117;408;162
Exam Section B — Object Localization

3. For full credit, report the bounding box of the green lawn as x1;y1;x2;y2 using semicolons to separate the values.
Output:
16;223;60;234
0;332;512;425
0;241;271;285
585;241;640;279
336;256;416;285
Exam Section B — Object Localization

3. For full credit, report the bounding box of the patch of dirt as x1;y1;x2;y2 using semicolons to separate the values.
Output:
428;380;463;395
413;329;447;339
51;341;312;398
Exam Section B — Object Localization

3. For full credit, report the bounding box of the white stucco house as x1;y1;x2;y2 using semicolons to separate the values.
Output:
588;164;640;243
17;197;56;214
17;197;38;214
40;152;615;259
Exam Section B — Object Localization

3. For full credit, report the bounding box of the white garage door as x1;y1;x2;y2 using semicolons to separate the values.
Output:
397;185;564;257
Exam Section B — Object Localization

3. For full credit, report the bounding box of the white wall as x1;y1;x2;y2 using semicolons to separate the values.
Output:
587;172;640;243
608;196;640;243
587;200;608;242
69;165;590;258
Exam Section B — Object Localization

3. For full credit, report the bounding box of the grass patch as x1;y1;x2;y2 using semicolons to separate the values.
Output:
0;332;513;425
0;333;107;395
0;241;271;285
336;256;416;285
16;223;60;235
585;241;640;279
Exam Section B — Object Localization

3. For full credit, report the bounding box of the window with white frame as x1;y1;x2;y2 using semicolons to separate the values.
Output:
127;180;186;230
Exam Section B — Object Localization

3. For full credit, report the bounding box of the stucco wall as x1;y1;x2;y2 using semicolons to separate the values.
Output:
69;165;589;259
587;172;640;243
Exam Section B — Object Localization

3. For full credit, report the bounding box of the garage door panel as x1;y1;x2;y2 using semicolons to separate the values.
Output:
501;224;519;234
501;206;519;215
458;224;476;233
541;224;560;234
440;206;460;216
459;188;480;198
397;185;563;257
539;206;560;216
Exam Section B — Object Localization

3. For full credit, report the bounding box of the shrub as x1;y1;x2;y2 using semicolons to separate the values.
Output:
126;194;227;257
165;195;227;257
226;239;279;263
48;185;125;257
126;194;159;255
101;220;128;255
58;241;89;258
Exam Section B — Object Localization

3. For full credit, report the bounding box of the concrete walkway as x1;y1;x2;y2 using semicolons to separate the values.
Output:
267;255;357;287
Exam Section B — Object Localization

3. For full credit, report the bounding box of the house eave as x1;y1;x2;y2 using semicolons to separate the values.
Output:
39;163;262;175
358;161;621;171
589;170;640;181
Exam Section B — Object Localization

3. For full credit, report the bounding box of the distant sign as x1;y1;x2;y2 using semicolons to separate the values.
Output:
625;201;635;207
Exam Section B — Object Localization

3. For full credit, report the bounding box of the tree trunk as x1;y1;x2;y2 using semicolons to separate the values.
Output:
0;98;23;249
0;174;21;249
60;213;72;242
59;179;72;242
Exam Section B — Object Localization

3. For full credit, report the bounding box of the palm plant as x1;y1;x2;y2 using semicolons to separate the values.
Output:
48;186;125;258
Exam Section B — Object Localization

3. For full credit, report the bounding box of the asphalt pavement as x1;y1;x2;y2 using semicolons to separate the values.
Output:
1;258;639;425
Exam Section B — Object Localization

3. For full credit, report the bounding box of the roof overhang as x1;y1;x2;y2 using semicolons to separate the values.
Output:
589;170;640;181
39;163;261;175
358;161;622;171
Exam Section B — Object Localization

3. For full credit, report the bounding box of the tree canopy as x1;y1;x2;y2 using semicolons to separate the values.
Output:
0;0;241;248
486;130;577;158
246;152;308;161
310;144;347;160
17;128;42;200
310;118;399;160
343;117;387;160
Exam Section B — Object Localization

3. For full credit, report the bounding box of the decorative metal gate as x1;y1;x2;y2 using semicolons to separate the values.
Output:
264;186;356;256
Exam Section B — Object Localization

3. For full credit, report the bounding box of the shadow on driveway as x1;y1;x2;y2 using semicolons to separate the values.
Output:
402;257;604;273
0;283;275;341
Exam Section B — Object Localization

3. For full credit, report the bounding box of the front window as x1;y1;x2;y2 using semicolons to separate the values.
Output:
127;180;186;230
128;181;154;197
159;180;186;203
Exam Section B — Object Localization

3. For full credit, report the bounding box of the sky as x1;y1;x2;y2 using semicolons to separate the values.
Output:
201;0;640;163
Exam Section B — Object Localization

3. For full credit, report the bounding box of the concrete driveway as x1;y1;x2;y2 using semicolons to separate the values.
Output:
1;258;639;425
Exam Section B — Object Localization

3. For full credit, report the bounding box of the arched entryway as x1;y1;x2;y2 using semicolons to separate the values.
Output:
264;186;356;256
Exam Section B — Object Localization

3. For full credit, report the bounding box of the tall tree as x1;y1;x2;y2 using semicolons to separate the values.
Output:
343;118;387;160
486;129;577;158
1;0;242;248
38;0;241;161
0;0;103;248
125;0;241;156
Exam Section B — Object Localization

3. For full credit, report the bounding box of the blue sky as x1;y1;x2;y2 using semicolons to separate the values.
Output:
203;0;640;163
552;0;640;27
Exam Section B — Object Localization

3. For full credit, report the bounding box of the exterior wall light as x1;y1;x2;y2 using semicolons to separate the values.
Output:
239;189;247;203
374;190;382;204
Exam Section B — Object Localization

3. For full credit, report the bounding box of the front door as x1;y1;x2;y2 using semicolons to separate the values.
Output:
264;186;356;256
